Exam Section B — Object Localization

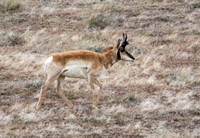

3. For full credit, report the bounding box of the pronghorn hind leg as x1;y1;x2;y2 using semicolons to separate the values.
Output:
36;74;59;111
93;77;103;107
56;76;76;110
88;74;96;108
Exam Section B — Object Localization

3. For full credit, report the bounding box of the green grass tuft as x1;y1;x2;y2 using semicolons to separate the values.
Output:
66;93;79;100
85;4;124;29
85;46;103;52
2;0;21;11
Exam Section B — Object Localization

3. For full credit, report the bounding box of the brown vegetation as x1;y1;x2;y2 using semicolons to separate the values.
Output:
0;0;200;137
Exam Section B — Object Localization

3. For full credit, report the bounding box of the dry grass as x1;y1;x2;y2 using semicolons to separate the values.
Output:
0;0;200;137
1;0;21;11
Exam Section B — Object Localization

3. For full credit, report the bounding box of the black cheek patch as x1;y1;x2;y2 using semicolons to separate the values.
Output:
117;50;121;60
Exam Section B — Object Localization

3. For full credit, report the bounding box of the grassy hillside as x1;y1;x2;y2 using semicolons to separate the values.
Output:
0;0;200;137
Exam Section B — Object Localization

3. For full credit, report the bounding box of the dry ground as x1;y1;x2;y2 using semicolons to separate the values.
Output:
0;0;200;137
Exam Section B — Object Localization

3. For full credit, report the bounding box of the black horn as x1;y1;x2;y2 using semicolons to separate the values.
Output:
125;33;127;41
120;33;129;48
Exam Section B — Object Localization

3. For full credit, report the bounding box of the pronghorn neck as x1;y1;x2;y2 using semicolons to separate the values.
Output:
100;47;118;69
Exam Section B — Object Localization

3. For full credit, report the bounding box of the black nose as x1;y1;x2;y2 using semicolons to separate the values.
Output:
131;56;135;61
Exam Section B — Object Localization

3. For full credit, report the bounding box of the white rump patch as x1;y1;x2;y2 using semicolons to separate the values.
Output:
43;56;53;71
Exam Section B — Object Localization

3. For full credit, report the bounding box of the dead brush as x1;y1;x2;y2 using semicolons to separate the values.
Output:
122;93;140;104
25;80;44;90
85;4;124;29
2;0;21;11
6;32;25;46
65;92;79;100
142;84;160;94
85;46;103;53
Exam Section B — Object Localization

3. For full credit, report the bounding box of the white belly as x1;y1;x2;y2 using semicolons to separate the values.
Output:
61;60;92;79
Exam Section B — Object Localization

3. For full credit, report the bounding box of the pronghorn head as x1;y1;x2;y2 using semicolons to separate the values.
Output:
116;33;135;61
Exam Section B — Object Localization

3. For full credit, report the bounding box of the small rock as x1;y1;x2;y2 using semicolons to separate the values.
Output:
71;35;80;42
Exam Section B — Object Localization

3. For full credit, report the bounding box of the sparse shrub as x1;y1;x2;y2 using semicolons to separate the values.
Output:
6;31;25;46
186;81;200;88
113;115;130;125
151;0;163;2
166;71;177;81
164;70;192;87
66;93;78;100
0;31;7;46
10;15;26;23
143;84;160;93
25;80;44;90
87;14;108;29
155;15;171;22
85;46;103;52
2;0;21;11
86;4;124;29
151;39;173;46
192;3;200;9
82;34;102;42
0;31;25;46
161;39;173;45
114;115;126;125
0;72;12;80
122;93;140;103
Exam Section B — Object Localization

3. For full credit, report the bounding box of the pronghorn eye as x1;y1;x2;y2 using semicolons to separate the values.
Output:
121;49;125;52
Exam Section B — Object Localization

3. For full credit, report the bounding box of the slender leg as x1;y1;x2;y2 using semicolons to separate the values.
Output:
36;75;58;111
93;78;103;107
88;74;95;106
56;76;76;110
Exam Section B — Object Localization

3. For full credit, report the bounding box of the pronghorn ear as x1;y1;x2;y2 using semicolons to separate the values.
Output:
116;39;121;48
125;33;127;41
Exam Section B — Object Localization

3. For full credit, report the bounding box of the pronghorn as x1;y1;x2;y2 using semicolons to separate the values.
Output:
36;33;135;111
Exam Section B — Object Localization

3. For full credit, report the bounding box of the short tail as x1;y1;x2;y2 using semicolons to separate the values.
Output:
43;56;53;71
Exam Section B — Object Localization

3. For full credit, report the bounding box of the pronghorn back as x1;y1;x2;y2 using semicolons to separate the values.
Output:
52;50;102;67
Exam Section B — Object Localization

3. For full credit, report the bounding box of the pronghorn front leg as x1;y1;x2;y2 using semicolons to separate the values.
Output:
93;77;103;107
56;76;76;110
